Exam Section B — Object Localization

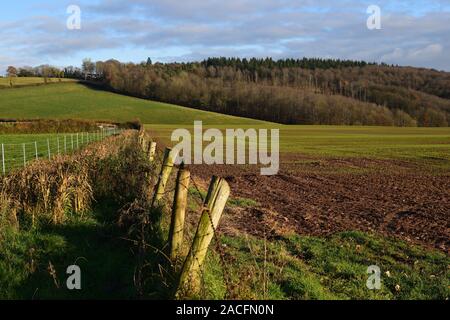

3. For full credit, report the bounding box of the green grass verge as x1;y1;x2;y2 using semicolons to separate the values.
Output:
202;231;449;300
0;203;137;299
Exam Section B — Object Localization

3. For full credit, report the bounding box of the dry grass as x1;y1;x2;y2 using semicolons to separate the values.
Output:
0;130;146;227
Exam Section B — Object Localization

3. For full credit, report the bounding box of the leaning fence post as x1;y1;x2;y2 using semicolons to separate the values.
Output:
47;139;51;159
176;176;230;297
1;144;5;174
152;147;176;207
168;164;190;262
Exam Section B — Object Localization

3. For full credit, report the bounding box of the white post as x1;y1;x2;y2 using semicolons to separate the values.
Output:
47;139;51;159
23;143;26;167
57;137;60;155
71;134;74;150
2;143;5;174
64;135;67;153
76;133;79;149
34;141;38;160
81;132;84;144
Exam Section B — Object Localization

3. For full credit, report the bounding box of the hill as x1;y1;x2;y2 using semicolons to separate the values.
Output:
91;58;450;127
0;82;266;125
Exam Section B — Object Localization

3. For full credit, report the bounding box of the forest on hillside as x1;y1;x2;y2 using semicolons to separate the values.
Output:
10;58;450;126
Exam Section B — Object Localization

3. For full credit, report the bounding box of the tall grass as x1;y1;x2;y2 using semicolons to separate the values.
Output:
0;130;149;227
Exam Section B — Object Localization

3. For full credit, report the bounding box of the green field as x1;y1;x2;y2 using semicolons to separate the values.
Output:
147;124;450;171
0;77;75;88
1;82;449;168
0;82;264;125
0;80;449;300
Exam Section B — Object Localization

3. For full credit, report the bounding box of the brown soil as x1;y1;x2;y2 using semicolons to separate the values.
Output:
188;154;450;253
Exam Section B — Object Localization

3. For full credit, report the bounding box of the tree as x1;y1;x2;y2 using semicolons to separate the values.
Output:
82;58;95;80
7;66;18;77
146;57;153;66
18;66;34;77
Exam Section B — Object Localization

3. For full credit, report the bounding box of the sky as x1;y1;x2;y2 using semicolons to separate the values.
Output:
1;0;449;74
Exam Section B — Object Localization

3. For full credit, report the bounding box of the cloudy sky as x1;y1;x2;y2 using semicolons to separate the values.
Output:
1;0;449;74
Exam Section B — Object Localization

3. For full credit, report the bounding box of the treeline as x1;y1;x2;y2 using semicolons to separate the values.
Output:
93;58;449;126
6;65;64;78
95;60;415;126
202;57;376;70
11;57;450;126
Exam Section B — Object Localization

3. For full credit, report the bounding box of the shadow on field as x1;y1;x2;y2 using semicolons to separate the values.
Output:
16;201;139;300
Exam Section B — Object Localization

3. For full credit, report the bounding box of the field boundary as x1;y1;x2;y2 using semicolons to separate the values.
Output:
0;128;120;174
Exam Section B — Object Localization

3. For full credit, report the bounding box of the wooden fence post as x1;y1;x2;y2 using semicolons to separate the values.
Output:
152;147;176;207
176;176;230;297
147;141;157;162
138;129;145;149
142;138;148;152
168;164;190;262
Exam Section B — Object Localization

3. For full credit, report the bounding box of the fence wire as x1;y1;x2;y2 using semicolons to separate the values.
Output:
0;128;120;175
148;137;234;298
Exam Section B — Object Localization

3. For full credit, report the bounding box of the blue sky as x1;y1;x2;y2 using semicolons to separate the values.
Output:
1;0;449;73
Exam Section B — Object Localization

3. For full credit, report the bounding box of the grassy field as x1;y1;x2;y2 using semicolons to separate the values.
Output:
0;77;75;88
0;82;264;125
0;81;449;300
147;124;450;171
1;82;448;168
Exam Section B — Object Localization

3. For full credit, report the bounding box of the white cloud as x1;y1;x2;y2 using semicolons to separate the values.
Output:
1;1;450;73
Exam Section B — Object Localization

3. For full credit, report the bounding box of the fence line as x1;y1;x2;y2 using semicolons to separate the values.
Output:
0;128;120;175
138;131;232;298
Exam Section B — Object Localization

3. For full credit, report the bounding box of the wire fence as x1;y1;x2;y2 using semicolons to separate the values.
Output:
148;138;234;298
0;128;121;175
